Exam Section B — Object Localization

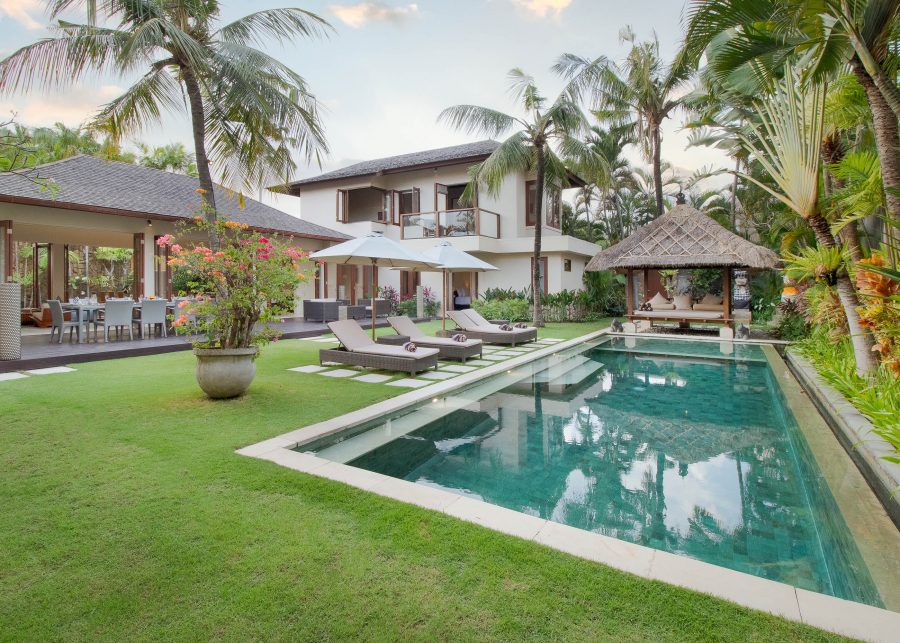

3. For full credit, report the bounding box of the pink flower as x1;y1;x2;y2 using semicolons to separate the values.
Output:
156;234;174;247
170;244;182;253
258;237;269;244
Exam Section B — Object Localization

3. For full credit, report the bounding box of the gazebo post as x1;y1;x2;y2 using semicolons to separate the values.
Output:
625;269;634;318
723;267;732;328
642;269;649;300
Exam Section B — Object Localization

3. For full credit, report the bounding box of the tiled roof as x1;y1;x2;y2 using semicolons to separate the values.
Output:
289;140;500;189
0;155;349;240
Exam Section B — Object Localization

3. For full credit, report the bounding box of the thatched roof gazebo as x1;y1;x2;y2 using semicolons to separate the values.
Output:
586;201;780;328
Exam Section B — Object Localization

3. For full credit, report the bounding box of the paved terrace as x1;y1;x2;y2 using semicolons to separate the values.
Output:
1;317;405;373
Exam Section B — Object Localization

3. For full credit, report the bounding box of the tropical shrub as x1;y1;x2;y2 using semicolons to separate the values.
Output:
582;271;626;316
794;328;900;462
482;287;527;301
157;218;312;349
856;253;900;376
771;299;809;341
471;298;531;322
397;297;417;317
377;285;400;315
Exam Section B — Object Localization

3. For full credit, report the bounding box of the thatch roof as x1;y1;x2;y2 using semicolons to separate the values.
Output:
586;204;780;271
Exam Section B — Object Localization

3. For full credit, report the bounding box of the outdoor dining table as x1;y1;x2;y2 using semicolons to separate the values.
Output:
61;300;175;343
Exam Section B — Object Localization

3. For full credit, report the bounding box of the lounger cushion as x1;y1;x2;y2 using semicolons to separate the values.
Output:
328;319;372;351
673;294;693;310
692;303;724;312
701;293;723;305
387;315;422;338
362;344;439;358
635;310;724;320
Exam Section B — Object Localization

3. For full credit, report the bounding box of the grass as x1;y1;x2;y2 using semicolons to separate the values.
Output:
0;321;847;641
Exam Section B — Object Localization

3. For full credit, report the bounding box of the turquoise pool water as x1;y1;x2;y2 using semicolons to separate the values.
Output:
305;337;882;606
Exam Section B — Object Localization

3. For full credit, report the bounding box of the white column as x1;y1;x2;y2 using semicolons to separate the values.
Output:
143;229;155;297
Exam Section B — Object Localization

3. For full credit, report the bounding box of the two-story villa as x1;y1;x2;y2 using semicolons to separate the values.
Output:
287;140;599;308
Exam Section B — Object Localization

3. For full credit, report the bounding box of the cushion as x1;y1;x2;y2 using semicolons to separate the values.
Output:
692;303;724;311
673;294;693;310
648;292;671;308
701;293;723;305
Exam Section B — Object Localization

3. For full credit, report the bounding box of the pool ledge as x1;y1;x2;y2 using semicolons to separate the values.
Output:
238;331;900;642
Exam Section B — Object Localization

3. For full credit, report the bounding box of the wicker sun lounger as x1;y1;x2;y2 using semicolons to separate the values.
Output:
387;315;483;362
446;310;537;346
321;320;439;375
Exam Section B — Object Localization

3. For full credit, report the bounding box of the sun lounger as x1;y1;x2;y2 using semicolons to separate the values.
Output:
320;319;439;375
387;315;483;362
446;310;537;346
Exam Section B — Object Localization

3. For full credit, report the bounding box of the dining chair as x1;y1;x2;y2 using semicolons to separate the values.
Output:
137;299;168;338
98;300;135;342
48;300;83;344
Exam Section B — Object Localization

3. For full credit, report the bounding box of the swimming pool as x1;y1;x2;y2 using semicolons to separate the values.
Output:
301;336;888;606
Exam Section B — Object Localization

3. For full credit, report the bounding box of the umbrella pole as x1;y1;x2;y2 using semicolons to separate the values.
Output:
371;259;377;341
442;269;447;331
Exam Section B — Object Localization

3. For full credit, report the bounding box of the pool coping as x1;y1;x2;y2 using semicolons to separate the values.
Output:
238;330;900;642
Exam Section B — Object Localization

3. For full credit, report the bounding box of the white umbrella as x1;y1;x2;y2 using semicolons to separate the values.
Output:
310;232;438;339
421;241;497;331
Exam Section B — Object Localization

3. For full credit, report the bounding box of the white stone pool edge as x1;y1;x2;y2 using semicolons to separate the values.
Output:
238;329;900;642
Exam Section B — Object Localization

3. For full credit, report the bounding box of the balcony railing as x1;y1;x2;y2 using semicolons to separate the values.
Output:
400;208;500;240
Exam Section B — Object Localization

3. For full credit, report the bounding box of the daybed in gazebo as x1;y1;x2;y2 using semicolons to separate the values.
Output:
585;200;780;329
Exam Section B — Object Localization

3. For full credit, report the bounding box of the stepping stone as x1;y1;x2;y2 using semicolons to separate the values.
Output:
465;360;493;366
386;378;430;388
440;364;477;373
25;367;76;375
491;351;520;357
352;373;393;383
318;369;359;378
0;372;28;382
288;365;330;373
418;371;458;380
478;355;505;361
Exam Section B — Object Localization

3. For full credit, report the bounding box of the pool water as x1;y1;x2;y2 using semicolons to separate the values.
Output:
305;337;882;606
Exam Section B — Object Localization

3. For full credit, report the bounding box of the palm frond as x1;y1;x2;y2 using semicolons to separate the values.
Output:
437;104;518;138
88;66;183;139
468;132;532;197
217;8;332;46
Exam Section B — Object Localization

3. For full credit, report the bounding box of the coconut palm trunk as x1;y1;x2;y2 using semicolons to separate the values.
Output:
181;66;219;249
533;143;546;327
850;58;900;260
651;124;664;217
806;212;874;375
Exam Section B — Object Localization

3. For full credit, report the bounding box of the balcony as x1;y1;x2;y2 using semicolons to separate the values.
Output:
400;208;500;240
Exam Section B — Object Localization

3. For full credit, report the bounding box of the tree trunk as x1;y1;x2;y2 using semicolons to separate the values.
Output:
181;65;219;249
651;123;664;217
822;139;864;263
730;156;739;230
532;144;545;327
842;18;900;121
850;57;900;263
807;212;875;376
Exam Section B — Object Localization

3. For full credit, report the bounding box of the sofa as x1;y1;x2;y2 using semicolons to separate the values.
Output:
357;298;392;318
303;299;349;323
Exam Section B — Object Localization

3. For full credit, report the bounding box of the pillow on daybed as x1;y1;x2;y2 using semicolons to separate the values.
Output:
673;294;693;310
701;293;723;305
648;292;675;310
692;303;724;311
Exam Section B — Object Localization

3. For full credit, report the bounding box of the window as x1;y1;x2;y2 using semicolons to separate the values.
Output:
547;191;561;229
564;259;571;272
392;188;420;226
335;189;349;223
525;180;537;226
530;256;549;295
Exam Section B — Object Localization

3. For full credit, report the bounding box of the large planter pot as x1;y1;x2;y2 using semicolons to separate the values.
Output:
193;347;259;399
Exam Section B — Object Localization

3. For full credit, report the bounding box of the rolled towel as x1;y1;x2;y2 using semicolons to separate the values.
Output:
499;324;514;331
514;322;527;329
403;341;417;353
452;333;467;343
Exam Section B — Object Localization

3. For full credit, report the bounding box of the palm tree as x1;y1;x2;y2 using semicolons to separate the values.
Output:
0;0;331;246
139;142;198;176
679;0;900;259
737;69;875;375
555;27;693;217
439;69;598;326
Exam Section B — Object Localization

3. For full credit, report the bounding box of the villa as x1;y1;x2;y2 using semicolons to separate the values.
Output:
0;155;349;316
286;140;599;307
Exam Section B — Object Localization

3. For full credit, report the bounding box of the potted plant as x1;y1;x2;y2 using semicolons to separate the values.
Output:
157;217;312;398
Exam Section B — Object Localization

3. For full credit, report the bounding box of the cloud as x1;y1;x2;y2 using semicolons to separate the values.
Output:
0;0;44;29
329;2;418;29
0;84;126;128
510;0;572;18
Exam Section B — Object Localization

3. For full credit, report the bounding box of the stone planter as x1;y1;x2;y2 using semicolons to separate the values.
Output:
193;347;259;399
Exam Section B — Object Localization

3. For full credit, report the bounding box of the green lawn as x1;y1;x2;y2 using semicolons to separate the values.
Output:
0;321;845;641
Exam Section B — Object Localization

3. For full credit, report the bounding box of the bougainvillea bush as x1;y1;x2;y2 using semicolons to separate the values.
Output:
156;217;313;349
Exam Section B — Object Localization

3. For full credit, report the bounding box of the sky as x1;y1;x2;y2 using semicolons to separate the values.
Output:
0;0;730;216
